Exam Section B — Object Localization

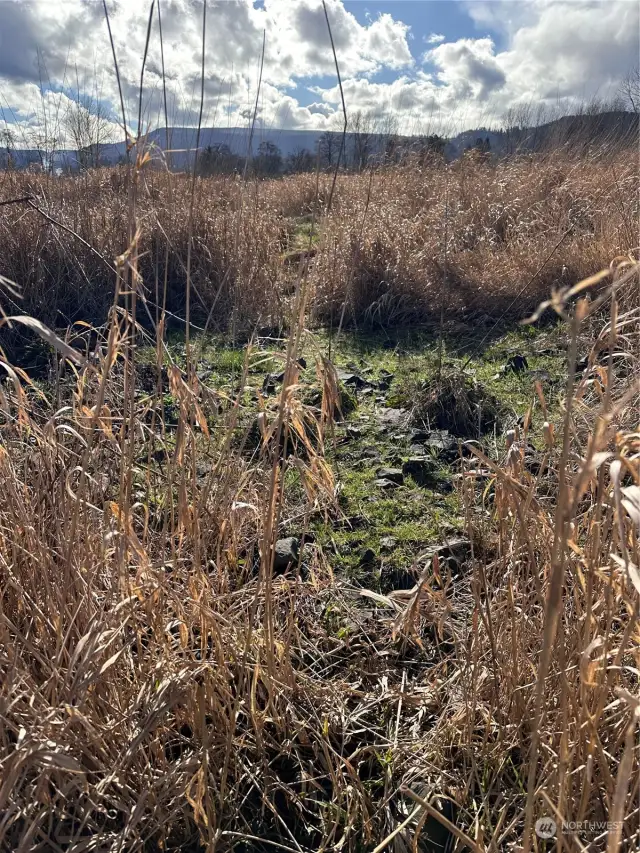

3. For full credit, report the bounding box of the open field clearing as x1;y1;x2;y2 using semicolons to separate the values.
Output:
0;142;639;853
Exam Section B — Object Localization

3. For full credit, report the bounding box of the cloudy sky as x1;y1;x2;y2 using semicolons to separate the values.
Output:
0;0;638;147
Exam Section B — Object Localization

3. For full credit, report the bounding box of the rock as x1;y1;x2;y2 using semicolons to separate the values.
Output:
347;425;363;439
424;537;472;575
376;467;404;485
530;369;552;382
360;447;381;460
359;548;377;566
337;369;370;389
402;456;437;486
273;537;300;572
297;357;307;369
495;354;529;379
379;408;408;429
377;370;395;391
423;430;459;463
409;444;429;456
262;374;276;394
435;478;454;494
410;428;430;443
506;354;528;373
375;478;400;490
380;536;397;550
381;565;418;591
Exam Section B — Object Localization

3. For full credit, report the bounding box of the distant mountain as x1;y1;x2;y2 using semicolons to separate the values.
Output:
97;126;328;167
1;111;636;173
446;111;638;158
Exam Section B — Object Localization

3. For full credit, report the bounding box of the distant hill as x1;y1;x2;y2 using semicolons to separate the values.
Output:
446;111;639;158
1;111;636;172
94;127;328;168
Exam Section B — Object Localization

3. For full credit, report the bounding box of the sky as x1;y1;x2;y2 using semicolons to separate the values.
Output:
0;0;638;149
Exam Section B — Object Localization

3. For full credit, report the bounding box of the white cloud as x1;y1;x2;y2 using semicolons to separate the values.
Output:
0;0;637;143
425;38;506;101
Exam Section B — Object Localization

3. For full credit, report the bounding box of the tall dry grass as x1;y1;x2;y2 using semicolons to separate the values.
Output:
0;146;636;341
0;140;639;852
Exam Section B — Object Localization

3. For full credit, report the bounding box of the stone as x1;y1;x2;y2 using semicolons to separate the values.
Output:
360;448;380;460
424;537;472;575
379;408;407;428
273;537;300;572
375;478;400;490
506;354;528;373
380;536;397;550
402;456;437;486
376;467;404;485
377;370;395;391
409;444;429;456
424;430;459;463
337;369;370;389
359;548;377;566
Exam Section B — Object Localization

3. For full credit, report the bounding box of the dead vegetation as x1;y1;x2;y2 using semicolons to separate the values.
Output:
0;140;639;853
0;146;636;344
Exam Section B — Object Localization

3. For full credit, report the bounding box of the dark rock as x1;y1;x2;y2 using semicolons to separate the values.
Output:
410;428;430;444
506;354;528;373
262;375;276;394
346;426;363;439
337;369;371;389
375;478;400;490
409;444;429;455
424;537;472;576
360;447;381;459
434;477;454;494
359;548;377;566
381;565;418;592
297;357;307;369
379;408;408;429
376;467;404;485
402;456;437;486
273;537;300;572
377;370;395;391
424;430;459;463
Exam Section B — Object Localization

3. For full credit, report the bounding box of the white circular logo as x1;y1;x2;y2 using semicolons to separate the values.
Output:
535;817;557;839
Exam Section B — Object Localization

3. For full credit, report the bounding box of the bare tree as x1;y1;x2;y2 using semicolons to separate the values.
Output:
375;113;400;164
64;69;117;168
0;126;16;170
618;66;640;114
350;109;374;171
317;131;338;170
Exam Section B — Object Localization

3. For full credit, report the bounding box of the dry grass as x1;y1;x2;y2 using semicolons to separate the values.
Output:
0;147;636;338
0;143;639;852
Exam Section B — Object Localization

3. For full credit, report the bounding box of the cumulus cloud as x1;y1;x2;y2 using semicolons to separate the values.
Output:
426;37;506;101
0;0;637;144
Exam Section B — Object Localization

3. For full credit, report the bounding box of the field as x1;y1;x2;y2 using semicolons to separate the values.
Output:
0;145;639;852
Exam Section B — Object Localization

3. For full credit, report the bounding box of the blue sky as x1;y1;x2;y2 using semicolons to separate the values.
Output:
0;0;638;147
